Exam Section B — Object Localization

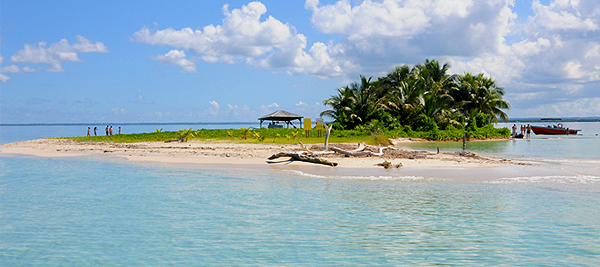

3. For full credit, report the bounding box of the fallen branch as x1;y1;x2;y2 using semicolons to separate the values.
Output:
352;142;366;152
299;141;335;155
330;146;388;156
268;152;338;167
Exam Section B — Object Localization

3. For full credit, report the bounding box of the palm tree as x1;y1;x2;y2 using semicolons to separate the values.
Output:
453;73;510;123
321;75;377;129
453;73;510;152
321;86;355;129
177;128;195;142
415;59;455;95
377;75;422;125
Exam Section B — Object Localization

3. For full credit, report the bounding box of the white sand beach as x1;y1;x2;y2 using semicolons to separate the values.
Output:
0;138;578;180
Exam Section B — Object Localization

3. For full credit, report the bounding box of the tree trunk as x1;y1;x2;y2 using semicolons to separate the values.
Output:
462;131;466;152
330;146;388;156
268;152;338;166
323;123;332;151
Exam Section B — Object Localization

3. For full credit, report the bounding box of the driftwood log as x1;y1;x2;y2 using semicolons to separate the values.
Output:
330;146;388;156
268;152;338;167
299;141;335;155
267;123;393;167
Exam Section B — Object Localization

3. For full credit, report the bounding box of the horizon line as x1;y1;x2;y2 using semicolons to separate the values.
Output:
2;116;600;126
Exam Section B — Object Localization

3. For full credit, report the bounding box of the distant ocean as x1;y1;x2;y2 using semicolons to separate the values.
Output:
1;122;599;265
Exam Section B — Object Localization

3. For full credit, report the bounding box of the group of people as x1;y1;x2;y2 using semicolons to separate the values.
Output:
511;124;531;139
87;126;121;136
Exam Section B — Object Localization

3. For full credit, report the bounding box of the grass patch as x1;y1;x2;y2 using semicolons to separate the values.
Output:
59;125;510;144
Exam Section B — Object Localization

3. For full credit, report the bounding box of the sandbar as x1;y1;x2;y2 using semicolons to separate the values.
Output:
0;138;580;181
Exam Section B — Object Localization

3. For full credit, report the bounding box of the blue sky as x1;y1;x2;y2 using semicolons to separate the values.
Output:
1;0;599;124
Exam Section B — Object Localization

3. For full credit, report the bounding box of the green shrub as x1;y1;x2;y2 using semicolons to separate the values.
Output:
414;114;438;132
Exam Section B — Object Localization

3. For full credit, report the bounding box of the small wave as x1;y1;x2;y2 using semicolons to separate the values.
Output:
282;170;432;181
489;175;600;184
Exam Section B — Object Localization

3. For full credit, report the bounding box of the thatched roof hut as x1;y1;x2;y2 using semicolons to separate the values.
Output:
258;110;303;128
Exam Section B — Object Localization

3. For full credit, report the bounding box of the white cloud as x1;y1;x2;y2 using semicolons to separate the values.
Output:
130;0;599;116
133;2;293;62
10;35;108;72
22;66;38;72
258;103;279;114
226;104;251;117
307;0;431;37
0;65;21;73
208;100;220;115
110;108;128;115
563;61;585;79
0;73;11;83
133;2;344;77
151;50;196;72
434;0;473;18
511;38;551;57
0;64;40;74
530;0;599;32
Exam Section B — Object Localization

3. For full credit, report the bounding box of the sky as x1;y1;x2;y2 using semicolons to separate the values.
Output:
1;0;599;124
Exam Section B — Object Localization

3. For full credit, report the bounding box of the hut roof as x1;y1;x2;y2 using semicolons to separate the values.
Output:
258;110;303;121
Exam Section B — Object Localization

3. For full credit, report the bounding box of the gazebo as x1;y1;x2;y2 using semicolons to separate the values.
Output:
258;110;303;129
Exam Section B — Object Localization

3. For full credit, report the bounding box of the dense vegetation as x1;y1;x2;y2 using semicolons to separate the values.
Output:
320;59;511;140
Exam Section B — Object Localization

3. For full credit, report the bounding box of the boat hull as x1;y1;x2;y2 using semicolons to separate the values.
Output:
531;126;579;135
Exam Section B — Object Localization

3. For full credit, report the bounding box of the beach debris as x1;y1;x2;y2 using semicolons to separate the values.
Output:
268;152;338;167
376;161;402;169
270;123;392;167
165;138;186;143
329;142;391;157
459;151;476;157
298;141;334;155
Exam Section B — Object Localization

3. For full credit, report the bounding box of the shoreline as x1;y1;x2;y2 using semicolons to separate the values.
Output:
0;138;588;181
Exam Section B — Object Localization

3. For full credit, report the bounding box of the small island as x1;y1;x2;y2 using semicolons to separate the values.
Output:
3;59;543;180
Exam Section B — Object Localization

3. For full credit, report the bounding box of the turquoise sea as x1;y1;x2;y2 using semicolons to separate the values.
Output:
1;123;599;266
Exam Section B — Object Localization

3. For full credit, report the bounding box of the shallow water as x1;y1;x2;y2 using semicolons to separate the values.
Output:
398;122;600;160
1;124;600;265
1;156;599;265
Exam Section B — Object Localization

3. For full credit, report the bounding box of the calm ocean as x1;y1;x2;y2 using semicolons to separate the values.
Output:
1;123;599;265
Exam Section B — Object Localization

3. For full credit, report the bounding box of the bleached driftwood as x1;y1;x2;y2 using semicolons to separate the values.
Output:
268;152;338;167
299;141;335;155
352;142;366;152
323;123;333;151
330;146;389;156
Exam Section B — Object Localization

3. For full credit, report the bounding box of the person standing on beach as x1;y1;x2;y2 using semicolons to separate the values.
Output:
87;127;91;136
94;127;97;136
109;126;113;136
526;124;531;139
520;125;524;135
118;127;121;134
106;126;109;136
512;124;517;137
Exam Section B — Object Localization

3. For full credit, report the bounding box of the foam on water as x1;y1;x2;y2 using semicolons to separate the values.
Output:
491;175;600;185
283;169;431;181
